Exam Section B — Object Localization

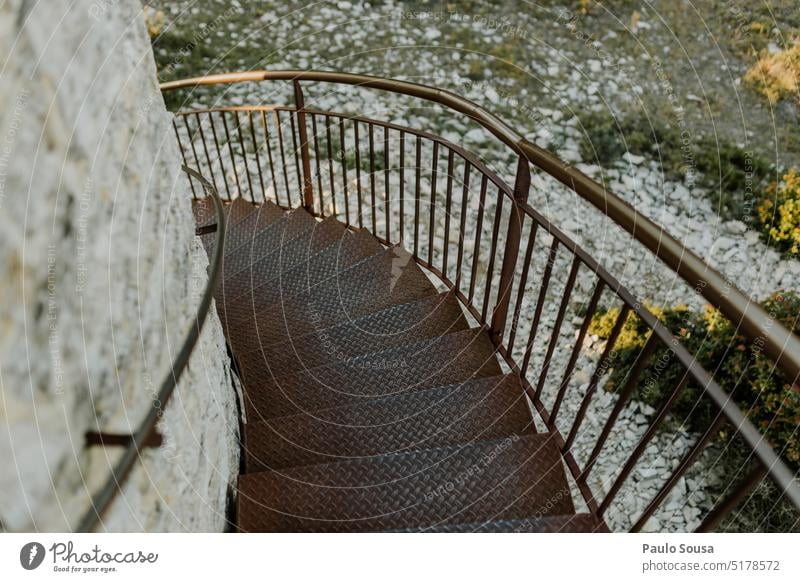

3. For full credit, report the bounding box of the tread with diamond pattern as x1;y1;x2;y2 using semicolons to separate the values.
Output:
209;200;284;256
391;514;609;533
218;217;354;325
239;328;501;420
244;374;534;472
236;433;574;532
222;217;349;303
240;292;467;377
222;208;317;278
218;229;384;340
227;245;437;353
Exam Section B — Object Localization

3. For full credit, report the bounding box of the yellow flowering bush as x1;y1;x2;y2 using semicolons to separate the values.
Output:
744;41;800;104
758;169;800;255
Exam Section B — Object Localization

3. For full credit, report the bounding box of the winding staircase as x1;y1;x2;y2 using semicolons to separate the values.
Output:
79;71;800;533
192;196;607;532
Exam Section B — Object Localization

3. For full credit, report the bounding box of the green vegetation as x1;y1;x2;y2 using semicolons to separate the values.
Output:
758;169;800;255
744;42;800;105
589;290;800;531
588;290;800;466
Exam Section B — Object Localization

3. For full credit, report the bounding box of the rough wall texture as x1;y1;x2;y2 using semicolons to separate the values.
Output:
0;0;239;531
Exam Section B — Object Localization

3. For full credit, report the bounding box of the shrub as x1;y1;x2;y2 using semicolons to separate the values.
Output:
744;41;800;105
758;169;800;256
588;290;800;466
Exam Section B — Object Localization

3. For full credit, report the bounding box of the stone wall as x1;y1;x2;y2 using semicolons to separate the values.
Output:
0;0;239;531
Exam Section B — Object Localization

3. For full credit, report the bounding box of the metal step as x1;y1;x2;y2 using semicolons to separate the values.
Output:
221;207;317;278
240;292;467;376
227;245;438;353
244;375;534;472
239;328;502;420
236;433;574;532
222;216;349;303
391;514;609;533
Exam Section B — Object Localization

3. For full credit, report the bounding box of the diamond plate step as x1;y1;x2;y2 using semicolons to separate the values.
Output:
239;328;502;420
244;374;534;472
223;216;348;302
236;433;574;532
238;292;467;377
218;228;384;340
222;207;317;278
227;245;437;353
391;514;609;533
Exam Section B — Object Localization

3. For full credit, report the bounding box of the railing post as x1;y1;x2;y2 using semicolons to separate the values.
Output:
293;80;315;212
489;155;530;346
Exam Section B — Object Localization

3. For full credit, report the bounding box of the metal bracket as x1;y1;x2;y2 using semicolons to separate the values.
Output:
85;431;163;449
195;223;218;236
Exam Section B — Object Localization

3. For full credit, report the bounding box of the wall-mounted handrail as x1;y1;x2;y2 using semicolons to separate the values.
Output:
77;165;226;532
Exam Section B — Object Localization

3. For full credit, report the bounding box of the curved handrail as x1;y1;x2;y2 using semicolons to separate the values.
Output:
76;166;226;532
161;70;800;388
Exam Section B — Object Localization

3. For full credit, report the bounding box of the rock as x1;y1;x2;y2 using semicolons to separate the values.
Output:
623;152;646;165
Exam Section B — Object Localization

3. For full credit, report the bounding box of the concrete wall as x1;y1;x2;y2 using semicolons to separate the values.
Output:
0;0;239;531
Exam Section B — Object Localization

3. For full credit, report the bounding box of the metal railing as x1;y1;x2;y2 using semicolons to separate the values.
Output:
162;71;800;531
77;166;226;532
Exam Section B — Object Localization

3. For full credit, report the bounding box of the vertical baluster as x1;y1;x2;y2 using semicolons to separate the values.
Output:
354;120;363;228
325;116;337;218
489;156;531;345
293;81;314;211
207;112;231;200
384;126;390;241
630;414;726;532
506;220;538;354
289;113;303;207
181;115;203;179
455;161;471;290
481;188;505;322
338;117;350;226
534;255;581;399
173;119;197;198
274;110;291;207
695;465;767;532
220;111;242;199
368;122;377;234
442;149;455;278
399;130;406;242
520;238;559;370
468;174;488;303
234;111;255;202
598;372;691;515
549;279;605;423
193;112;218;193
260;111;278;205
247;111;266;202
428;141;439;266
414;135;422;257
311;114;324;216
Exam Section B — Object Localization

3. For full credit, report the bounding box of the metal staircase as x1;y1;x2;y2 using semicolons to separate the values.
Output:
193;197;608;532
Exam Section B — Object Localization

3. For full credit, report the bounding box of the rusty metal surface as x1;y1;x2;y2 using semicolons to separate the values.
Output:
237;433;573;532
244;375;534;472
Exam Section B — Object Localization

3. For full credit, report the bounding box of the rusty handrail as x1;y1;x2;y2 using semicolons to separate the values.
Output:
76;166;226;532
